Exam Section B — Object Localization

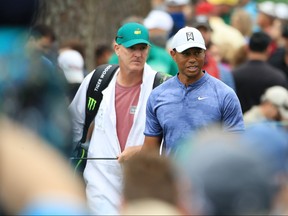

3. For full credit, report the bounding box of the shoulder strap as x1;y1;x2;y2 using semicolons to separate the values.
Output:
80;64;119;143
153;71;172;89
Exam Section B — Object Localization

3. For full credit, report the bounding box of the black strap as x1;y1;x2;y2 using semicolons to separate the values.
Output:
80;64;119;143
80;67;171;144
153;71;172;89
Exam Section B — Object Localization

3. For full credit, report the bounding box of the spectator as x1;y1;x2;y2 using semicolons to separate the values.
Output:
0;117;89;215
57;49;85;102
268;23;288;79
27;24;57;63
59;39;88;76
94;43;113;67
207;0;239;25
209;15;246;68
0;0;72;157
238;0;259;32
232;31;288;113
143;9;173;48
174;126;280;215
244;86;288;125
231;8;253;42
165;0;191;38
0;0;88;214
120;152;185;215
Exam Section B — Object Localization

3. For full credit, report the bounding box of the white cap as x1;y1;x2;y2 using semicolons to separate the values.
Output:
58;49;84;84
171;26;206;52
275;3;288;20
261;86;288;119
144;10;174;32
258;1;275;17
165;0;189;6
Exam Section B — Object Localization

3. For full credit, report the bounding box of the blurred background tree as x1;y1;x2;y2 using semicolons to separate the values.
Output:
37;0;151;71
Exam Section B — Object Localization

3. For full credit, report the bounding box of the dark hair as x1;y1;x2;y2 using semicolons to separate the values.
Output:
282;24;288;38
60;39;86;59
94;44;113;58
248;31;271;52
30;24;56;41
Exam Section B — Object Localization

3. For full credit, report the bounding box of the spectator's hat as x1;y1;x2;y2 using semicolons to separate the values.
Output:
144;10;173;32
116;22;151;48
261;86;288;120
192;15;213;31
195;2;215;16
258;1;275;17
171;26;206;52
165;0;190;6
57;50;84;84
207;0;238;6
275;2;288;20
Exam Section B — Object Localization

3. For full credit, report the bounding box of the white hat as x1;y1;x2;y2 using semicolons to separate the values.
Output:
275;3;288;20
258;1;275;17
165;0;189;6
144;10;174;32
171;26;206;52
261;86;288;119
58;49;84;84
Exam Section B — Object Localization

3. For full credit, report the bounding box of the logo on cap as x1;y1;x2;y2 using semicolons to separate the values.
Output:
134;29;141;35
186;32;194;41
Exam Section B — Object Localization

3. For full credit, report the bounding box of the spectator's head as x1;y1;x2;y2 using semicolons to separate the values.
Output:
28;24;56;55
191;15;213;47
260;86;288;121
94;44;113;66
275;2;288;22
143;9;174;47
121;152;183;215
60;39;86;60
248;31;271;52
122;152;179;205
57;49;84;84
231;8;253;39
174;127;278;215
257;1;276;30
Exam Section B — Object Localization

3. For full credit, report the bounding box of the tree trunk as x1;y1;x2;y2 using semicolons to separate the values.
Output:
38;0;151;71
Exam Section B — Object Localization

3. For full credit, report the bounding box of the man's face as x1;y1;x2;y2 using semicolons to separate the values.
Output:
27;35;53;56
171;47;205;80
115;43;149;71
35;36;53;54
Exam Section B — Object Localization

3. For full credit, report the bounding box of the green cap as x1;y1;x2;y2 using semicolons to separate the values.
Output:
115;22;151;48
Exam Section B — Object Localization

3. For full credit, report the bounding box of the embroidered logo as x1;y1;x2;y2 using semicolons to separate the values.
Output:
198;96;208;100
134;29;141;35
130;106;137;114
186;32;194;41
88;97;97;110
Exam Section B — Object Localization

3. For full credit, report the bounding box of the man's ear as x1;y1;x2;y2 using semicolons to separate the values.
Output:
170;49;176;59
114;43;120;56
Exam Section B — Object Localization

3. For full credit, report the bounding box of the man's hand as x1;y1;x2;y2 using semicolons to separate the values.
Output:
117;145;142;163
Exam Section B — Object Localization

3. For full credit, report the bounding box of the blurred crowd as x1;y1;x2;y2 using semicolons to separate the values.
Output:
1;0;288;215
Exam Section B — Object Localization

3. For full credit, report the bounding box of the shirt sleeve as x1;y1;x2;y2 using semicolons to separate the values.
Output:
222;90;245;133
144;93;163;137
